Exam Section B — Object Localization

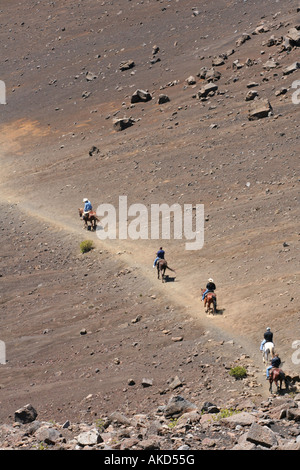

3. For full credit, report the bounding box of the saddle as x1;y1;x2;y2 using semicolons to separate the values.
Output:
84;211;96;218
206;291;216;298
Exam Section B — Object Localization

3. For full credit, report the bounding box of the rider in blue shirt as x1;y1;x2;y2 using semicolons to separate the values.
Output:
202;278;216;300
84;198;92;212
153;247;165;267
82;198;92;226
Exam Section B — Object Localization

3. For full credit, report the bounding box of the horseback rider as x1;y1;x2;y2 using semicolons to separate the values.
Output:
82;198;92;227
266;353;281;380
202;278;216;301
260;327;274;351
153;247;165;268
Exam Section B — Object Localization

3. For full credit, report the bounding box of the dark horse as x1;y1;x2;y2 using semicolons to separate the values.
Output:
78;208;99;231
201;288;217;314
156;259;175;283
269;368;289;394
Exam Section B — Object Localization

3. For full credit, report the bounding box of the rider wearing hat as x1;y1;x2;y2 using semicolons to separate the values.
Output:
202;278;216;301
82;198;92;226
260;327;274;351
266;353;281;380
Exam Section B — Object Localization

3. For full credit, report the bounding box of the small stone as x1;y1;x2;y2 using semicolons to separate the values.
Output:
76;429;103;446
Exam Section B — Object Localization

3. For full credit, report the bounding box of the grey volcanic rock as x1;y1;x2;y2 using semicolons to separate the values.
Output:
14;404;38;424
248;98;273;120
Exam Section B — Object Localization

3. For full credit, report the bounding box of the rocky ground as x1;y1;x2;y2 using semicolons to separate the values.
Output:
1;392;300;451
0;0;299;452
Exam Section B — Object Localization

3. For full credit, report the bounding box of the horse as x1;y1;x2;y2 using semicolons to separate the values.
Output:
156;259;175;283
269;368;289;394
201;289;217;314
78;208;99;231
262;341;275;364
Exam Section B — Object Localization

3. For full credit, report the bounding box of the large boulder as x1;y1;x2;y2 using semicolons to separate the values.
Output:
14;404;38;424
248;98;273;120
35;425;61;445
220;411;256;428
157;94;170;104
236;33;251;46
76;429;103;447
286;27;300;47
197;83;218;99
119;60;135;71
163;396;197;418
131;89;152;104
246;422;278;448
283;62;300;75
113;117;134;131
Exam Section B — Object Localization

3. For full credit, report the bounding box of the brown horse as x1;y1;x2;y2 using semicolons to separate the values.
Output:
78;208;99;231
156;259;175;283
269;368;289;394
201;288;217;314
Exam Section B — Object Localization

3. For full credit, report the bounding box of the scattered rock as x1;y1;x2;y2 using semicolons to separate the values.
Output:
113;117;135;131
286;27;300;47
35;425;61;445
119;60;135;71
85;71;97;81
248;98;273;121
212;55;225;66
142;378;153;387
14;404;38;424
131;89;152;104
275;88;288;97
89;146;99;157
76;429;103;447
246;422;278;448
245;90;259;101
2;395;300;450
220;411;256;428
263;59;279;70
283;62;300;75
197;83;218;99
157;94;170;104
163;395;197;418
186;75;196;85
236;34;251;47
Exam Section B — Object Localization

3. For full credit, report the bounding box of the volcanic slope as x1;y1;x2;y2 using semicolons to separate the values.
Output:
0;0;299;423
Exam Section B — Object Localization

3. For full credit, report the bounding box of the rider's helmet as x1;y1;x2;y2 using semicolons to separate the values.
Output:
83;198;88;203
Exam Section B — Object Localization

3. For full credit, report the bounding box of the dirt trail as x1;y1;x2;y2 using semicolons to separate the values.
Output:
3;195;270;399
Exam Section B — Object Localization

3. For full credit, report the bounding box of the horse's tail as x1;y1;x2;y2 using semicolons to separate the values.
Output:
166;266;175;273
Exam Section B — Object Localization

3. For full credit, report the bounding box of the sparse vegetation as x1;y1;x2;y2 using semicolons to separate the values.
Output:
212;408;241;421
229;366;247;380
167;417;179;429
80;240;94;254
